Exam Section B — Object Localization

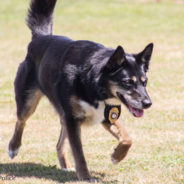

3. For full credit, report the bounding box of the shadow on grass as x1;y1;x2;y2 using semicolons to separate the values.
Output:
0;162;118;183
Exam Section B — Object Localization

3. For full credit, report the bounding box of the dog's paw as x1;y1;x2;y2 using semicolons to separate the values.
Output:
111;155;119;165
89;178;97;183
61;167;75;172
80;178;97;183
8;147;19;159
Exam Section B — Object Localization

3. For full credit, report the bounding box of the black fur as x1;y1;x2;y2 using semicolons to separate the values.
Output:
27;0;57;37
11;0;154;180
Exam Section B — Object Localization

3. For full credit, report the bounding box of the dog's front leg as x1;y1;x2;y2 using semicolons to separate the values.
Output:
102;120;132;164
55;82;92;181
61;111;91;181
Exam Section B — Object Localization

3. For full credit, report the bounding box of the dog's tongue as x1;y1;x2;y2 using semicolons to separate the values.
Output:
128;106;144;118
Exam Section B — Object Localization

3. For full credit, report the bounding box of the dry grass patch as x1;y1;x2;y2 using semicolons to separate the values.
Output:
0;0;184;183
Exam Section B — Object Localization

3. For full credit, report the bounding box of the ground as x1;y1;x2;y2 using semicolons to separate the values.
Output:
0;0;184;183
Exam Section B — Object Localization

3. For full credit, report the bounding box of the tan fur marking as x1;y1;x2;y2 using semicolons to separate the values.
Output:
9;89;42;159
105;98;121;105
70;96;85;121
132;76;137;82
20;89;42;121
141;76;146;82
108;81;124;105
56;126;72;169
70;96;105;126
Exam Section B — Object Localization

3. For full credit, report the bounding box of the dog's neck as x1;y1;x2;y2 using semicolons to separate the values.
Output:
104;98;121;106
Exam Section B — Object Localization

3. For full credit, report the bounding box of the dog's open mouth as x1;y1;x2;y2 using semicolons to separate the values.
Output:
116;92;144;118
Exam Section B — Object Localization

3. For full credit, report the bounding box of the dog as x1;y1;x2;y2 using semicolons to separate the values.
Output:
8;0;153;181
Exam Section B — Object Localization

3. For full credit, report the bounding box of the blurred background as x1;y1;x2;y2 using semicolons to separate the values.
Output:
0;0;184;183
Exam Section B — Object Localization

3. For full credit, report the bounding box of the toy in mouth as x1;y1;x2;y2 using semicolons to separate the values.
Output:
116;92;144;118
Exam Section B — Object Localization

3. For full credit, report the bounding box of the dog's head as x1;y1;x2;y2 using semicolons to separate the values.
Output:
103;43;153;117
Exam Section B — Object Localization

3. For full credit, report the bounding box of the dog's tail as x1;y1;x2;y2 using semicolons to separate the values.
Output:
26;0;57;38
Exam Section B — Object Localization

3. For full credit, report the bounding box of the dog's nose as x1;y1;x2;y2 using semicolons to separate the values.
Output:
142;99;152;109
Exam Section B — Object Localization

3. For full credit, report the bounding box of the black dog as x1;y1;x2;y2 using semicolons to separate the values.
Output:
9;0;153;181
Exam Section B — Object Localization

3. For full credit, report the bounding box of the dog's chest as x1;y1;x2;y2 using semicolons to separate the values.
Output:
79;100;105;126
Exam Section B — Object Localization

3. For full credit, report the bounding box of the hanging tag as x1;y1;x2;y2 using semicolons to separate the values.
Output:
104;105;121;124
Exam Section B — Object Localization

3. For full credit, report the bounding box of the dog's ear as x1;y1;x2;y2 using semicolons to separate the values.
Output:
105;46;126;73
136;43;154;72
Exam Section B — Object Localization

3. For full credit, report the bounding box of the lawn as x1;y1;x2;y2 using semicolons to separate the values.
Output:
0;0;184;183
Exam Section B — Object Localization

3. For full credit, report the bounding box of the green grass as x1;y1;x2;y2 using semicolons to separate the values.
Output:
0;0;184;183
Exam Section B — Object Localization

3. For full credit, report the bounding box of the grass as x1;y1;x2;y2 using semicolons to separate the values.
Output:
0;0;184;183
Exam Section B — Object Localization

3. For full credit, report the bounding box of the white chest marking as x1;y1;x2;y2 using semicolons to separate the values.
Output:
79;101;105;126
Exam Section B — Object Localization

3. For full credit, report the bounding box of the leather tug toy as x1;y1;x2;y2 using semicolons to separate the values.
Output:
104;104;132;164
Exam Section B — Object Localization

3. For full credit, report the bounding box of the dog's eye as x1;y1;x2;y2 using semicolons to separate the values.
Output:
122;79;135;89
122;79;134;84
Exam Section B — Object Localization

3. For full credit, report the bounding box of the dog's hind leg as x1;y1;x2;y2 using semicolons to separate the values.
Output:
102;120;132;164
56;124;73;171
8;89;42;159
8;61;42;159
